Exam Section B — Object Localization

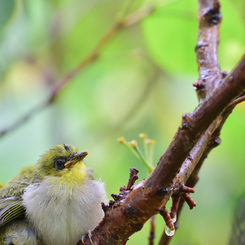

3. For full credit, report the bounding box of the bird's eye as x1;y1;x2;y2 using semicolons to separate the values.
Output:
54;158;66;170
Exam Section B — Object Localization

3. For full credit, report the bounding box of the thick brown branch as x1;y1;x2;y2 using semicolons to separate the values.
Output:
145;54;245;190
158;117;221;245
159;1;223;244
195;0;222;100
80;55;245;245
175;116;222;185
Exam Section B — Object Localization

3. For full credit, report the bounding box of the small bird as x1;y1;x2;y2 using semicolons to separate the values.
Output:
0;144;108;245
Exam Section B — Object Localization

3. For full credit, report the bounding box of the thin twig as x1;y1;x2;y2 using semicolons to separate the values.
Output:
126;168;139;190
0;6;154;139
227;94;245;109
148;216;156;245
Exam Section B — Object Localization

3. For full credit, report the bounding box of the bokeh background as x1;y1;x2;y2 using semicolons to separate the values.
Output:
0;0;245;244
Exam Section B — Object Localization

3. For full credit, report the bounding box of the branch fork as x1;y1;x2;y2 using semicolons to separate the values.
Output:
102;168;139;214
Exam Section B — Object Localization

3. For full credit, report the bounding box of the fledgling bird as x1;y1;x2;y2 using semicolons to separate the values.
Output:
0;144;108;245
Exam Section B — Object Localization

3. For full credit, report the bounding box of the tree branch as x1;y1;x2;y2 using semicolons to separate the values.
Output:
158;122;221;245
195;0;222;101
78;1;245;244
159;0;224;241
79;54;245;245
146;54;245;189
80;2;245;244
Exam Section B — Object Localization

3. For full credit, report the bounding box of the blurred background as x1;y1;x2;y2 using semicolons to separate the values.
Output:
0;0;244;244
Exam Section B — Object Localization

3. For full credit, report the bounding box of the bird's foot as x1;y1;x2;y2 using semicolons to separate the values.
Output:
81;230;93;244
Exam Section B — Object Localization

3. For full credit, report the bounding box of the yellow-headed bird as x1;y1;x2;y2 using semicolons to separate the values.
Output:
0;144;107;245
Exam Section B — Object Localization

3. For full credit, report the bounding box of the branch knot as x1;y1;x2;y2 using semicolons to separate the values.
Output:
203;3;221;26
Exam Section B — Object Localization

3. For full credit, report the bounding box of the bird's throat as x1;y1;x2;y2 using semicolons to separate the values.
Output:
52;162;88;188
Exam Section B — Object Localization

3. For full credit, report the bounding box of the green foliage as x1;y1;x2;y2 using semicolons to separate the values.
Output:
142;0;198;74
219;0;245;71
142;0;245;74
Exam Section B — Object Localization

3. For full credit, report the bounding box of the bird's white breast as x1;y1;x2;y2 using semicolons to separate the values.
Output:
22;178;107;245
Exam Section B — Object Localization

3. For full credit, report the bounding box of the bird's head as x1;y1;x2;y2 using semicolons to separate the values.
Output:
35;144;88;181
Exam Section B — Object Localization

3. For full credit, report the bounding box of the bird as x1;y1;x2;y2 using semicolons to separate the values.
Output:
0;144;108;245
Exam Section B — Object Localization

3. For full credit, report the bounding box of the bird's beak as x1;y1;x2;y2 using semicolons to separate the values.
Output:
64;151;88;169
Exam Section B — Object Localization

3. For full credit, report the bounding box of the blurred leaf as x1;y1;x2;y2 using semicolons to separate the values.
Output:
141;0;197;74
141;0;245;75
229;0;245;23
219;0;245;71
0;0;18;31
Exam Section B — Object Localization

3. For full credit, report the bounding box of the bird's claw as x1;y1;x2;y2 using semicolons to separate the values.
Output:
81;230;93;244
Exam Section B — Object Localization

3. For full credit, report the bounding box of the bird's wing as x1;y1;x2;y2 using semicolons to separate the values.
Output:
0;219;38;245
0;197;25;227
0;166;35;227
